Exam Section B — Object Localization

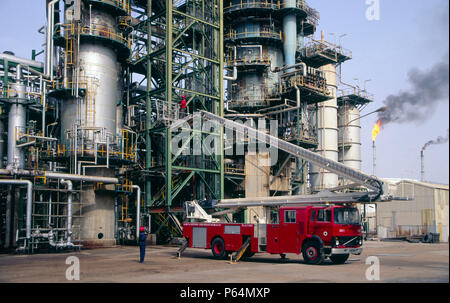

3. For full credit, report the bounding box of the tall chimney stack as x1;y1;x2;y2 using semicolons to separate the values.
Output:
421;149;425;182
372;141;376;176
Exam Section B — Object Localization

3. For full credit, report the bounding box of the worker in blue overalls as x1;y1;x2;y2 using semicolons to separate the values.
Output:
139;226;147;263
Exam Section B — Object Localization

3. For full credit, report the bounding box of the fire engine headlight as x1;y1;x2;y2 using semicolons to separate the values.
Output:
335;237;339;246
359;238;362;245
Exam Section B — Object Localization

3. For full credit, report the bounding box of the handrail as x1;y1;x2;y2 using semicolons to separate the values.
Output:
225;30;282;40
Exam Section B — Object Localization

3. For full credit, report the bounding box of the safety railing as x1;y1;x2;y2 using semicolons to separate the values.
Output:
0;84;42;103
338;87;374;103
224;163;245;175
280;0;320;24
228;84;270;108
225;0;280;13
280;68;329;96
226;55;271;67
301;38;352;62
225;30;282;41
87;0;130;14
154;100;190;126
80;25;131;49
42;144;137;163
120;128;138;162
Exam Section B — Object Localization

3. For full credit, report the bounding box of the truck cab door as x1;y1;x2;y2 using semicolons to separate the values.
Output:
280;209;299;253
311;209;332;245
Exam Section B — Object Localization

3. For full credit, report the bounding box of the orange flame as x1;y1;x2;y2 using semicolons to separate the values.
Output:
372;119;381;141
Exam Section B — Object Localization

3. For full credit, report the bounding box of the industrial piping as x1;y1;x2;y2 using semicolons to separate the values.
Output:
224;46;238;81
60;179;73;245
0;169;119;184
0;180;33;242
46;0;59;80
133;185;141;241
0;53;44;70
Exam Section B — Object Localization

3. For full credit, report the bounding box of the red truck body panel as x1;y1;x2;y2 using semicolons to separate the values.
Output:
183;223;259;253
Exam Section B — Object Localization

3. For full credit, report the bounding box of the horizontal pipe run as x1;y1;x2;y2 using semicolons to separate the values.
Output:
0;169;119;184
0;53;44;70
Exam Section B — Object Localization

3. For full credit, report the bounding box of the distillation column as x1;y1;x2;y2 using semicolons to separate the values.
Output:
338;105;362;172
310;63;339;192
56;0;130;246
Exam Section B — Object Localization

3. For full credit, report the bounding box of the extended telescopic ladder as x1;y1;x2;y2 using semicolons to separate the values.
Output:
197;111;384;199
173;111;385;222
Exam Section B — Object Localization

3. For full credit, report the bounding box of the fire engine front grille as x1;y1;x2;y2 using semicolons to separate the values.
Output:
338;236;360;247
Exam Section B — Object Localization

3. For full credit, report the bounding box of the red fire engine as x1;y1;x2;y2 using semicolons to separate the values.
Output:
182;204;362;265
174;112;385;265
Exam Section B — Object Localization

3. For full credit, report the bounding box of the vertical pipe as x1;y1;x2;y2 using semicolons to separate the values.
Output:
133;185;141;241
61;179;73;244
5;186;12;248
0;119;4;168
114;196;118;241
372;141;376;176
283;0;297;69
0;180;33;245
2;58;8;98
146;0;152;207
46;0;59;81
219;0;224;200
41;76;46;137
7;65;26;169
165;0;173;211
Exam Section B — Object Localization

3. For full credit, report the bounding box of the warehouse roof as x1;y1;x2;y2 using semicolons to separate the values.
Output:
382;178;449;191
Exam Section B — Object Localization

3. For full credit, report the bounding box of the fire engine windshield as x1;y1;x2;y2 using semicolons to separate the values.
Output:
334;208;360;225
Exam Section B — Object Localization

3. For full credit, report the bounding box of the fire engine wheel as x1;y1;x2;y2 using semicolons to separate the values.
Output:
302;241;324;265
330;254;349;264
211;237;227;259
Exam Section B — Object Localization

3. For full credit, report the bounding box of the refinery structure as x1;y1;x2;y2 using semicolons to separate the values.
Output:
0;0;378;253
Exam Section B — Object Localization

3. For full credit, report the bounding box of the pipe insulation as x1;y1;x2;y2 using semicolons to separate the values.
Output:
133;185;141;241
60;179;73;244
283;0;297;69
0;169;119;184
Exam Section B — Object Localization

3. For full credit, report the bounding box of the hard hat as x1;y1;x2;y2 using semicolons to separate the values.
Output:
140;226;145;232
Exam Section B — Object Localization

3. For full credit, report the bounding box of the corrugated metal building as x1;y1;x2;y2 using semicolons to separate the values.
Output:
376;179;449;242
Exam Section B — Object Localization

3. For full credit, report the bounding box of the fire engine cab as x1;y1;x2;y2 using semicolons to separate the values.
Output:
182;204;362;265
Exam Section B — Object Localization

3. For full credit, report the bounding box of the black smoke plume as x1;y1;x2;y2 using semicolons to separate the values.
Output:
378;54;449;125
422;129;449;151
